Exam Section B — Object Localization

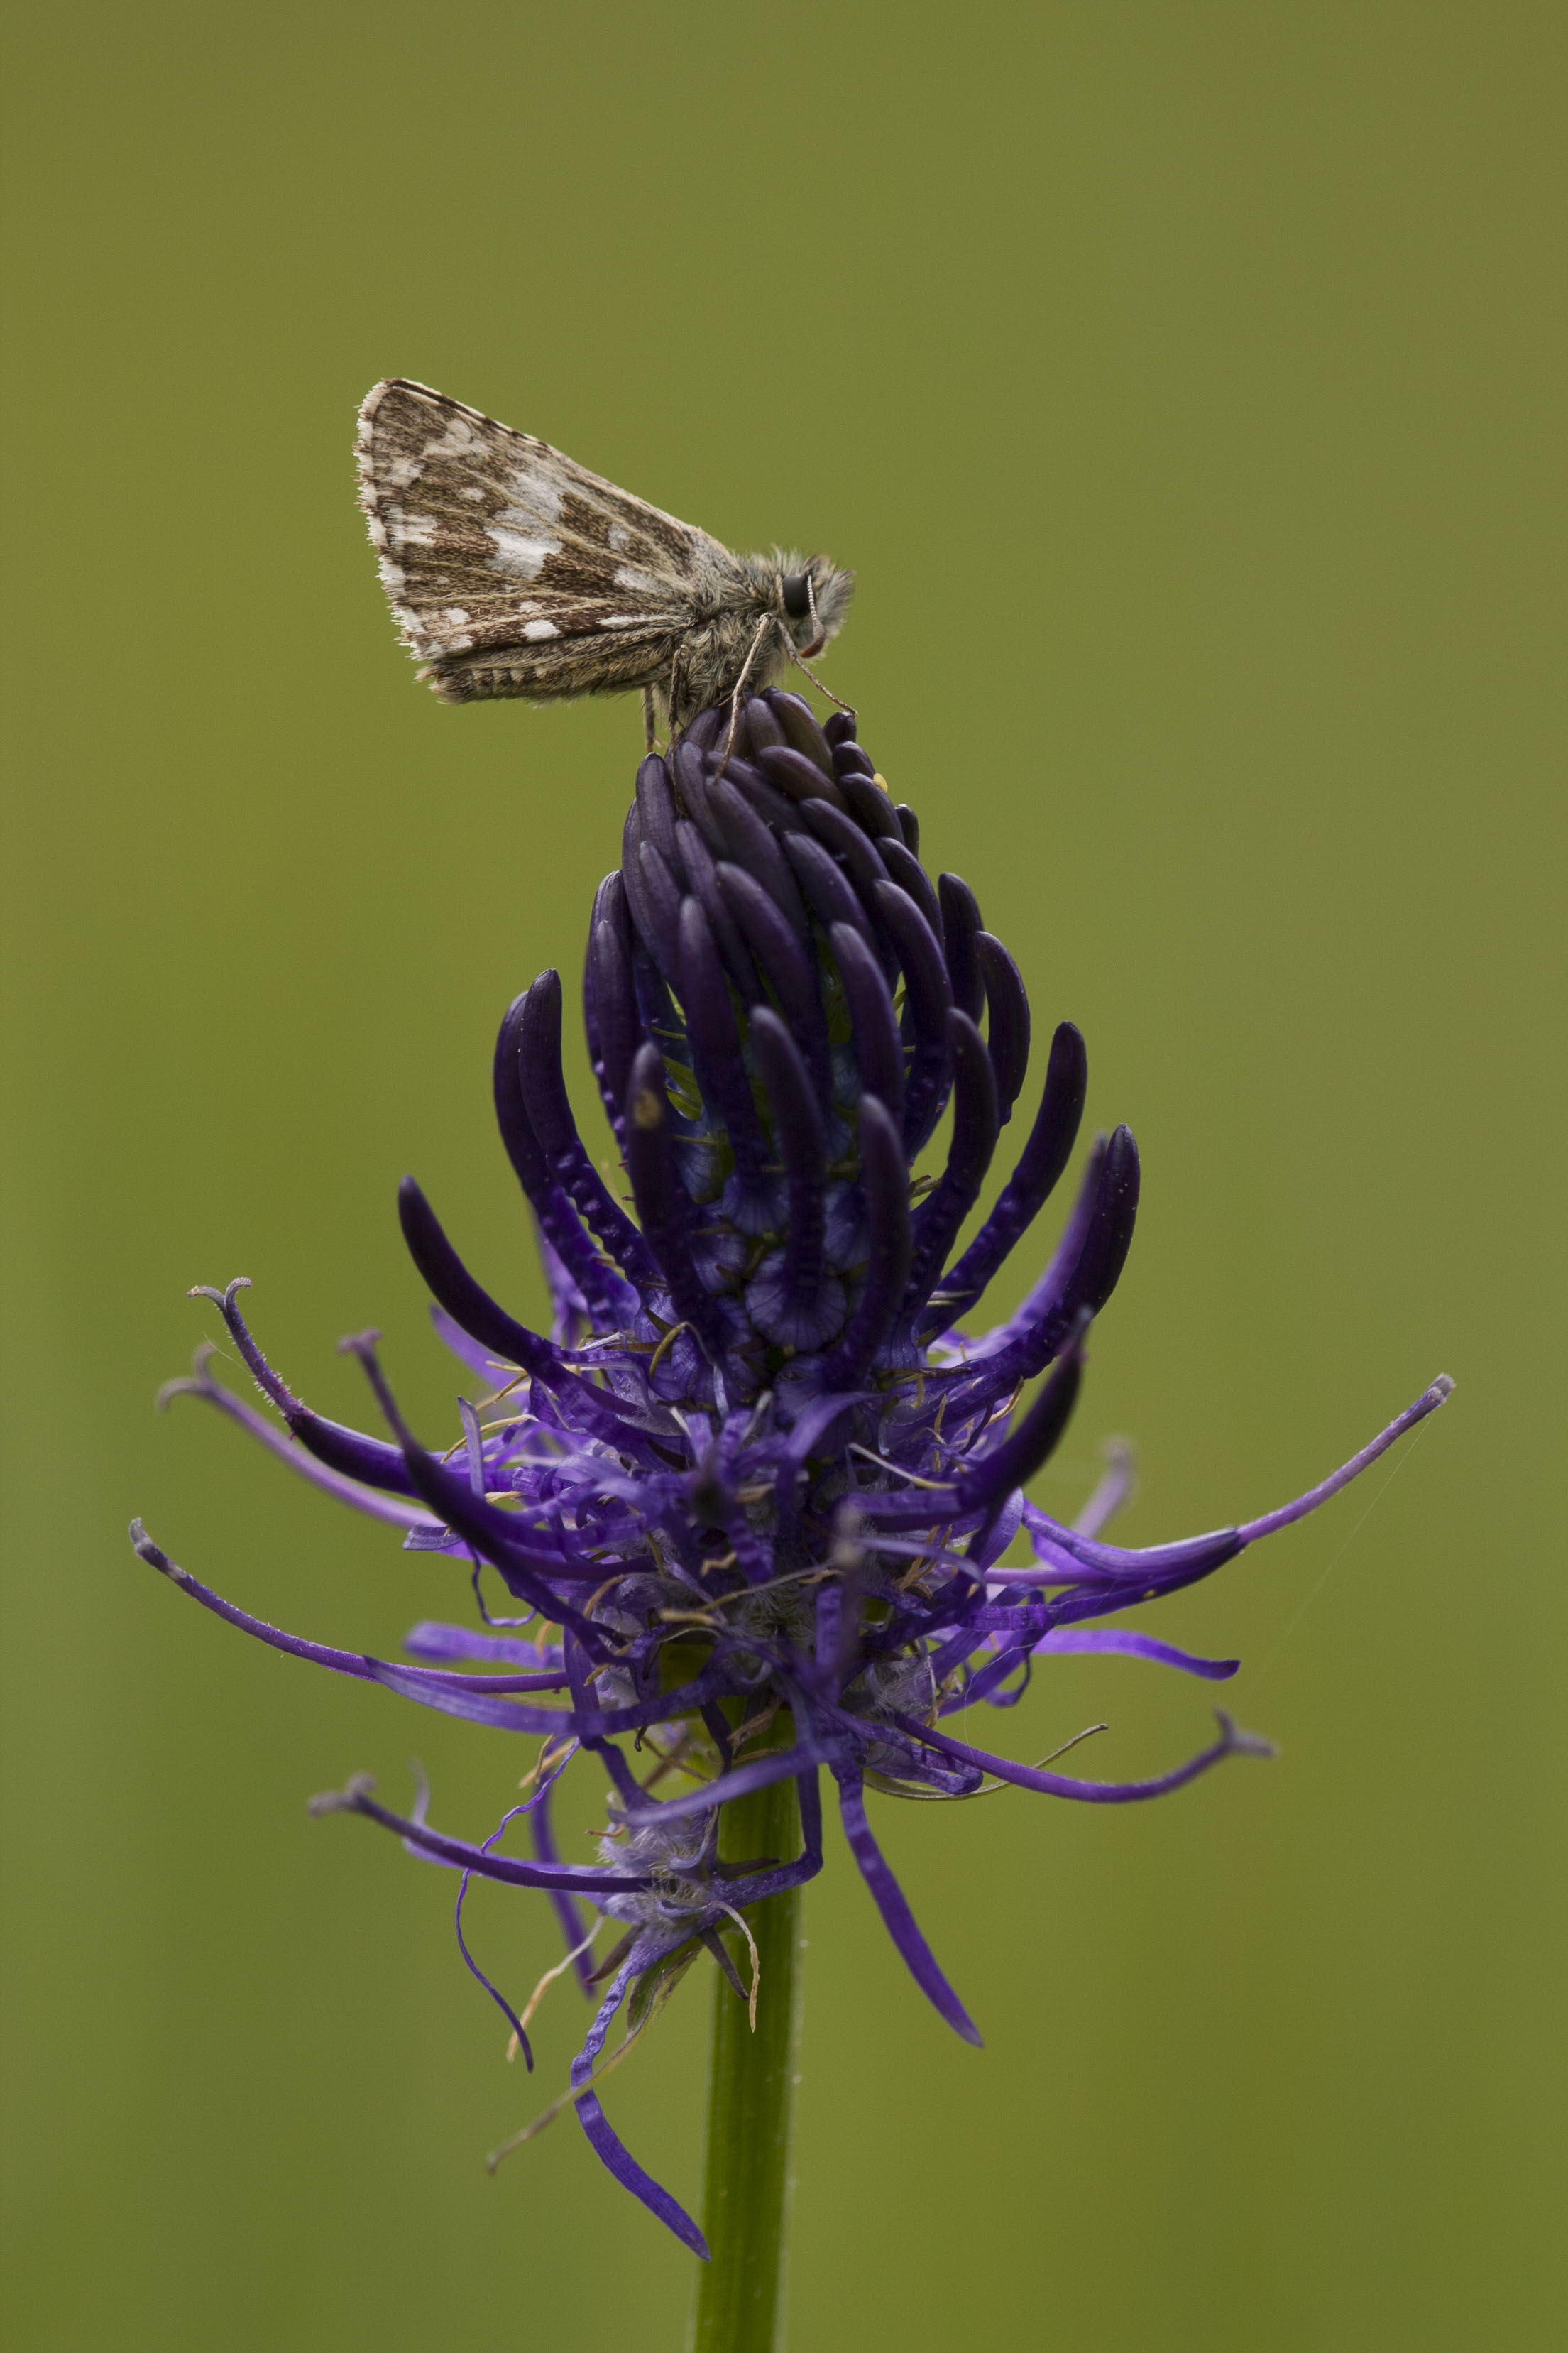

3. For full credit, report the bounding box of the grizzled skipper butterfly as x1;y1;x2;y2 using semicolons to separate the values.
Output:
356;380;854;739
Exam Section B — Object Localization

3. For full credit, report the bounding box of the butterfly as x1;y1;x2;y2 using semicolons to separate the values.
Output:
356;380;854;736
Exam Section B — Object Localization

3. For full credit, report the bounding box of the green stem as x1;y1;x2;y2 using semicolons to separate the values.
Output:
689;1774;804;2353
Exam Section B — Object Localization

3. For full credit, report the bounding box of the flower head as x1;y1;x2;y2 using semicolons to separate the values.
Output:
133;687;1450;2253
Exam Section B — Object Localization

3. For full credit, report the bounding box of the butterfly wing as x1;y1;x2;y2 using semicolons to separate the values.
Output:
356;380;724;702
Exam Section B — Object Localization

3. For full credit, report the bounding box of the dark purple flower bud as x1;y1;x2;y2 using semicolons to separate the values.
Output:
677;897;774;1233
743;695;786;755
823;1094;913;1387
635;841;685;976
716;863;832;1102
705;777;811;941
585;911;644;1140
838;770;903;842
783;830;877;956
833;740;877;781
635;751;679;865
745;1009;845;1350
715;758;800;839
871;878;953;1150
683;706;725;752
931;1018;1087;1331
515;970;656;1289
621;1044;735;1370
673;819;759;1000
670;738;725;848
493;985;640;1324
901;1010;1001;1323
938;873;985;1022
620;810;669;981
795;792;889;895
755;741;852;814
829;922;904;1115
974;929;1030;1120
880;833;945;944
762;688;836;777
1062;1122;1141;1323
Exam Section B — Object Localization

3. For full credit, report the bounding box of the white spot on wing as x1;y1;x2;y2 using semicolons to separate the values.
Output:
503;464;564;529
390;510;438;548
522;618;559;640
486;526;559;579
613;562;664;595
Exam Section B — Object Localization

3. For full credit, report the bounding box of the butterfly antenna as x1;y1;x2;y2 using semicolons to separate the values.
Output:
801;569;825;659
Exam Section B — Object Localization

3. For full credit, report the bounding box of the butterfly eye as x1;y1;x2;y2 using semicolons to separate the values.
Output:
781;571;813;620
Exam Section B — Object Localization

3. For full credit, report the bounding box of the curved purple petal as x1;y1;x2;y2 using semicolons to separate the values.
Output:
569;1957;709;2257
1032;1628;1239;1677
891;1708;1273;1803
835;1770;982;2045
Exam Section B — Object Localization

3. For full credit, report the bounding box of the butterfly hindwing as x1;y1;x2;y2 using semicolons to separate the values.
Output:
356;379;725;697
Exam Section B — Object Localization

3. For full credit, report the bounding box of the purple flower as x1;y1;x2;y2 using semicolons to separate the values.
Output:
133;688;1450;2255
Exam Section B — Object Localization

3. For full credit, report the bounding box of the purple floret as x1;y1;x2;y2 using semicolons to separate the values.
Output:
135;689;1452;2251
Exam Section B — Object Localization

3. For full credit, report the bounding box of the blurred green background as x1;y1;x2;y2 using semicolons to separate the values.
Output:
2;4;1562;2346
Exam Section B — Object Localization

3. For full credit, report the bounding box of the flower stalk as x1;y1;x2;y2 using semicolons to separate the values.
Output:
691;1774;804;2353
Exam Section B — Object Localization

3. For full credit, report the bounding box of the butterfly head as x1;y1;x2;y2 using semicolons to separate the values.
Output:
772;550;855;660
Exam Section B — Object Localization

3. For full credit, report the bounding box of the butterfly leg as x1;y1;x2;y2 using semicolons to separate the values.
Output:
786;642;857;716
642;687;659;753
716;614;780;778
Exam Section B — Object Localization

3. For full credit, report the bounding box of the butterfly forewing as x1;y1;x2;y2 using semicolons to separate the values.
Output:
356;379;724;699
